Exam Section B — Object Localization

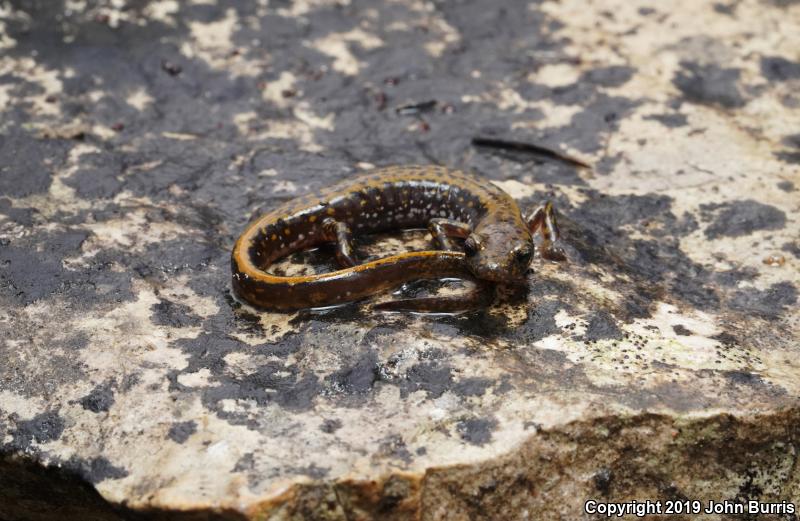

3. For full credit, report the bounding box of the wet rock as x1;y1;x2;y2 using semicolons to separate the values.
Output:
1;0;799;519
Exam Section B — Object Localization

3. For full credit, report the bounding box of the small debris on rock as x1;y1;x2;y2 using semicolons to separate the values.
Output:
472;136;591;169
762;254;785;266
373;91;387;110
161;59;182;76
395;100;437;116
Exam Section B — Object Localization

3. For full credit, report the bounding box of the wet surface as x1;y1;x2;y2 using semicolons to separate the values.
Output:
0;0;799;519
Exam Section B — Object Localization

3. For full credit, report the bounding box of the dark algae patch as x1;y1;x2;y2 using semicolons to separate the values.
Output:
398;362;453;399
0;198;35;225
319;419;342;434
673;62;746;108
0;131;67;198
728;282;797;319
452;377;493;398
167;421;198;444
151;299;203;328
9;411;65;449
63;455;129;484
78;384;115;413
672;325;693;336
63;151;124;199
701;200;787;238
775;150;800;164
584;311;623;341
326;350;380;396
644;113;688;128
760;56;800;81
456;417;498;446
564;190;718;313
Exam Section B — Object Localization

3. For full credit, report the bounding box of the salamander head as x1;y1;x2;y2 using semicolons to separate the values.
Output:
463;222;533;282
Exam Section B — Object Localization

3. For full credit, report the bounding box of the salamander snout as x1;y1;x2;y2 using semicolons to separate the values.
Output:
464;232;534;283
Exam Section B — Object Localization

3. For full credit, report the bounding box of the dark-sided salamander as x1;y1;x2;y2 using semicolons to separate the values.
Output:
231;165;563;311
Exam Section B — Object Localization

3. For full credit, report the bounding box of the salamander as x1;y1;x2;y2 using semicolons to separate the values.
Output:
231;165;564;311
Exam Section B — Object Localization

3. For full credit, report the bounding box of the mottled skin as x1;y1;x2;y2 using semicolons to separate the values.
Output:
231;166;562;310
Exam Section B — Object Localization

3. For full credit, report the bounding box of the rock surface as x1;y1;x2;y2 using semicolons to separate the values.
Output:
1;0;799;519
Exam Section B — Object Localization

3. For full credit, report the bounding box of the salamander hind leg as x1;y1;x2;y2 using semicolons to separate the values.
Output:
428;218;472;251
526;201;566;261
322;217;359;267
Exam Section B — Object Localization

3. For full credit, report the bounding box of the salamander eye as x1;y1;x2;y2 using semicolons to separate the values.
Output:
513;245;533;266
464;235;480;256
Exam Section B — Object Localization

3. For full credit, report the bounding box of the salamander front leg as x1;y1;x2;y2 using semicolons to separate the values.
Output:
526;201;566;261
428;218;472;251
322;218;359;267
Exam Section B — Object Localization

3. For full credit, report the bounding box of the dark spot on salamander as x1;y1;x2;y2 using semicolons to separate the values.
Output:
760;56;800;82
673;61;746;108
456;417;497;446
78;384;115;413
701;200;786;238
167;421;197;443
